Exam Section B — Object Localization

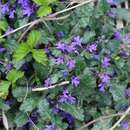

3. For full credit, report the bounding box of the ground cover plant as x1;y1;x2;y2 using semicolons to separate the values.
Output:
1;0;130;130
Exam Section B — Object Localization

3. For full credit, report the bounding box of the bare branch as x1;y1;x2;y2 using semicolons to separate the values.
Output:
109;106;130;130
77;111;130;130
32;81;70;92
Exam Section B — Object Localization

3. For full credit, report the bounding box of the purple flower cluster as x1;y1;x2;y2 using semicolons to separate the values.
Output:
87;43;97;53
71;76;80;87
114;31;122;40
101;57;111;67
98;73;110;92
0;0;36;18
1;2;15;19
66;58;75;70
106;0;116;5
55;56;64;65
44;78;52;87
56;36;82;53
52;105;75;129
59;89;76;104
120;119;130;130
18;0;36;16
125;88;130;102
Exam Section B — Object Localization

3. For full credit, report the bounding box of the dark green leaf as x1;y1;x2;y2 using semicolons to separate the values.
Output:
60;103;84;121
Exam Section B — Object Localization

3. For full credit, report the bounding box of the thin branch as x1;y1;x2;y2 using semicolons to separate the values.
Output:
26;112;40;130
0;0;95;39
50;0;96;17
77;112;130;130
32;81;69;92
18;14;70;42
109;106;130;130
18;22;36;42
23;79;29;102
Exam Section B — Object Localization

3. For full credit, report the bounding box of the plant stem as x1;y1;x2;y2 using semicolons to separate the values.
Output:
77;111;130;130
109;106;130;130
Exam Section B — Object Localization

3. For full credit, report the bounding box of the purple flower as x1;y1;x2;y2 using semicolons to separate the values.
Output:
106;11;115;18
125;35;130;43
66;59;75;70
56;31;64;38
106;0;116;5
56;42;66;52
71;36;82;47
59;89;76;104
62;70;69;78
52;105;60;114
28;111;38;125
102;57;110;67
21;125;28;130
44;78;51;87
60;111;74;124
5;99;13;106
66;45;76;53
43;124;55;130
98;82;106;92
5;64;11;72
120;121;129;130
99;73;110;83
9;9;15;19
55;56;64;65
71;76;80;87
125;88;130;102
6;26;13;34
0;47;6;52
98;73;110;92
114;31;122;40
87;43;97;53
1;3;9;14
18;0;35;16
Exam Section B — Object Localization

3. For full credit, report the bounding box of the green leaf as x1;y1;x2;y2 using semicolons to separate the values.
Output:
6;69;24;84
14;112;28;127
0;21;8;31
33;62;49;81
37;6;52;17
27;31;41;48
32;49;48;65
112;8;130;22
13;43;30;61
33;0;57;5
82;31;95;43
75;69;96;100
20;97;39;112
38;99;51;120
91;118;112;130
12;87;29;102
0;81;11;99
60;103;84;121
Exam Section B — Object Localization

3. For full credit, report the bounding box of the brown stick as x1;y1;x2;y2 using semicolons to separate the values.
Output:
77;112;130;130
32;81;70;91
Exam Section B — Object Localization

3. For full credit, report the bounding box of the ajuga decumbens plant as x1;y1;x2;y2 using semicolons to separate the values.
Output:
1;0;130;130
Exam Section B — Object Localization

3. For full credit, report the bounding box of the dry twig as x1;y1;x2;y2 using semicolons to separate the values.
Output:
32;81;70;91
77;111;130;130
